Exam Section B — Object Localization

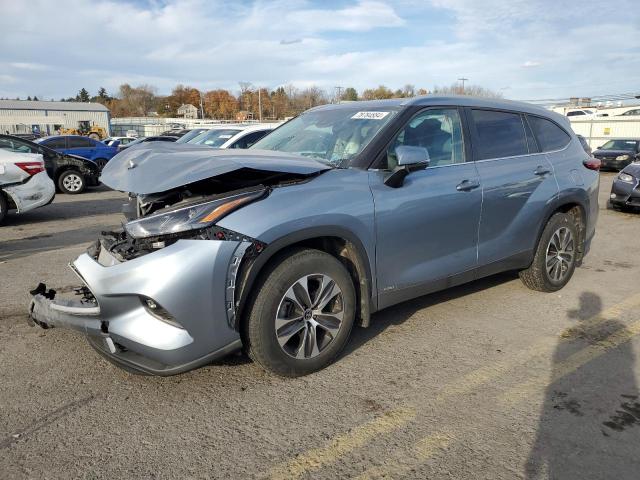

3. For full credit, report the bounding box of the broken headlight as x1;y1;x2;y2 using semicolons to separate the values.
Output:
124;190;263;239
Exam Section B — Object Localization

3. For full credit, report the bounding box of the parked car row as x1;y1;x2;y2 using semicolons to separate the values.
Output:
0;134;100;194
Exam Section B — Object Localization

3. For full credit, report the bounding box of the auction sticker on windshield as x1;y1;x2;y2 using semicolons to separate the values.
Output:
351;111;390;120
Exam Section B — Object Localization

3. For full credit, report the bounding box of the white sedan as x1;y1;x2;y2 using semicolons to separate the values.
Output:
178;123;280;149
0;149;55;225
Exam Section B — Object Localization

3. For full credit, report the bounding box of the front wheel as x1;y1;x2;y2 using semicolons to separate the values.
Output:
244;249;356;377
58;170;86;194
519;213;579;292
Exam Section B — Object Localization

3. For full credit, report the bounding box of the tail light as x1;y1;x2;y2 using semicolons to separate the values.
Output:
583;157;601;171
15;161;45;176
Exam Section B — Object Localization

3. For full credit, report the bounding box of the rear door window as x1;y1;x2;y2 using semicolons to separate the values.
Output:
528;116;571;152
44;137;67;149
470;109;528;160
68;137;95;148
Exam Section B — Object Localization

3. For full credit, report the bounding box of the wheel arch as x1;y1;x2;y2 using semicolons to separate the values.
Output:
235;227;374;332
535;190;588;265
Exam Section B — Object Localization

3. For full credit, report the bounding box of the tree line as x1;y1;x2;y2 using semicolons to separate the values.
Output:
7;82;503;120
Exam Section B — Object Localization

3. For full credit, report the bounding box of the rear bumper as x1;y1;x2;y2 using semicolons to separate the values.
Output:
3;171;55;213
29;239;247;375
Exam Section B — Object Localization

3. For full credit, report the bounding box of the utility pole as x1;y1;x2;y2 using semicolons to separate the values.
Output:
199;92;205;119
258;88;262;122
334;86;344;103
457;77;468;94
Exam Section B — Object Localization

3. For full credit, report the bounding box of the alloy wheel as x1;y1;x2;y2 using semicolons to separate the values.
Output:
275;274;344;359
63;173;83;193
545;226;575;282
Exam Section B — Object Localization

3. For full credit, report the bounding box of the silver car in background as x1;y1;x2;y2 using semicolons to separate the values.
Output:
29;96;599;377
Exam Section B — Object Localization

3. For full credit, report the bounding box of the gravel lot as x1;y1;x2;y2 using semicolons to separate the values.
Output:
1;173;639;479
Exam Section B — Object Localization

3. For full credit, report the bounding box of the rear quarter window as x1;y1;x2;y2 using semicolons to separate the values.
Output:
470;109;529;160
528;116;571;152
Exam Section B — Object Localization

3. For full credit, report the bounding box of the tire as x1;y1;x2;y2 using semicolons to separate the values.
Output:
57;170;86;194
244;248;356;377
0;192;7;225
519;213;579;292
94;158;108;170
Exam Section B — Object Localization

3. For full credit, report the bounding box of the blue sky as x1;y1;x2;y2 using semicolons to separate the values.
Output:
1;0;639;100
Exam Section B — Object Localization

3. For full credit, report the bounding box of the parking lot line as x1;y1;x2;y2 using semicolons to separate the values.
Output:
267;407;416;480
344;292;640;479
354;432;452;480
267;292;640;479
439;291;640;400
500;316;640;407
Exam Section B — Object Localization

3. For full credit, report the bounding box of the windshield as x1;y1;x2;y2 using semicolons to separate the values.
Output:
188;129;241;147
250;107;397;166
600;140;638;151
175;129;208;143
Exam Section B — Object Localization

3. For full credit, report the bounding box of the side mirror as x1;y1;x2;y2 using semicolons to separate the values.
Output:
396;145;430;167
385;145;430;188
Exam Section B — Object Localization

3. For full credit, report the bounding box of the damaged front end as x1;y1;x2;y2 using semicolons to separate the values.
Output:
28;144;330;375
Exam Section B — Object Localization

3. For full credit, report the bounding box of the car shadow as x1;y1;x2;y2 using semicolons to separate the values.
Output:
525;292;640;479
342;270;519;357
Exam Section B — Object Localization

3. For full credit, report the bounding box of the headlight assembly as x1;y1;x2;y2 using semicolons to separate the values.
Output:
618;172;634;183
616;154;630;161
124;190;265;239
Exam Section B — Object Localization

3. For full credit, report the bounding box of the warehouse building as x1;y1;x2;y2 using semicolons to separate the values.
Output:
0;99;110;136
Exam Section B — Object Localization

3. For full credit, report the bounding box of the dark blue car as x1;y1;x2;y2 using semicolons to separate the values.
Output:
36;135;118;170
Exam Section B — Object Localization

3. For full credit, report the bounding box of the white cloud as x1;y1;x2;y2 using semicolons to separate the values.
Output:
0;0;638;101
9;62;48;71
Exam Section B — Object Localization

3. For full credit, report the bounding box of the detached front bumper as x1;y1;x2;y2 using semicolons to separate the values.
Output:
29;239;246;375
610;178;640;208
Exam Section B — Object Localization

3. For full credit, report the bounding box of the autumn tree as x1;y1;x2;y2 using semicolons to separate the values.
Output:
203;89;238;119
166;85;201;116
361;85;394;100
109;84;158;116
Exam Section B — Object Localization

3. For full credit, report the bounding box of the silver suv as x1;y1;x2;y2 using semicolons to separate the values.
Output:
30;96;600;377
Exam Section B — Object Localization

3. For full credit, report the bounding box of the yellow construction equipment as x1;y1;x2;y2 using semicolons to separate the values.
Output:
59;121;107;140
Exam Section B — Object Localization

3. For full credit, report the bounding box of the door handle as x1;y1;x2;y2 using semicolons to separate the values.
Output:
456;179;480;191
534;165;551;176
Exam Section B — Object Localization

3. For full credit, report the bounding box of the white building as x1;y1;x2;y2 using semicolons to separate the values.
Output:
0;99;110;136
177;104;198;119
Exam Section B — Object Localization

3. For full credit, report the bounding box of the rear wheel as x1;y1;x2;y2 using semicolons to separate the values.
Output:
58;170;85;194
520;213;579;292
244;248;356;377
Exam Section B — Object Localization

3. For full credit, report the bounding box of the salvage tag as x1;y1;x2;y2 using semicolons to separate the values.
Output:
351;111;390;120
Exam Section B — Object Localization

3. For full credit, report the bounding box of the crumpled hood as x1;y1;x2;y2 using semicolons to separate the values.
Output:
99;143;331;194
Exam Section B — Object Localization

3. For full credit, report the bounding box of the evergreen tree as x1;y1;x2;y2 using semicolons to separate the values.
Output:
77;88;90;102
